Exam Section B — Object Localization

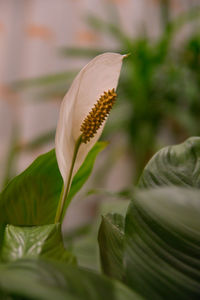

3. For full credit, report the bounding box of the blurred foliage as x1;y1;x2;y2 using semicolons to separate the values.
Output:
66;8;200;182
8;4;200;187
13;70;77;100
0;259;140;299
82;7;200;182
0;2;196;190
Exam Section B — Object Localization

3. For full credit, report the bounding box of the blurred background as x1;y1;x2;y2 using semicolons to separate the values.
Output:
0;0;200;255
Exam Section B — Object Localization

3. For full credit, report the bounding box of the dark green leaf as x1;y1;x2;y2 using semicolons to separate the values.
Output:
0;149;62;225
98;213;125;280
139;137;200;188
61;142;107;220
0;259;142;300
0;224;75;264
124;187;200;300
0;142;107;225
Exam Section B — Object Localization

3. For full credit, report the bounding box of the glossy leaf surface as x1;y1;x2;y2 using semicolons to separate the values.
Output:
0;223;75;264
139;137;200;188
124;187;200;300
0;149;62;225
98;213;125;280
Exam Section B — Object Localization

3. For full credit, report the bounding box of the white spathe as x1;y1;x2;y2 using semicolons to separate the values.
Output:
55;52;124;183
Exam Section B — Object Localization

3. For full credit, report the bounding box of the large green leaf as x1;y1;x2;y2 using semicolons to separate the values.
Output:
124;187;200;300
98;213;125;280
61;141;107;220
0;149;62;225
0;223;75;264
139;137;200;188
0;259;142;300
0;142;106;226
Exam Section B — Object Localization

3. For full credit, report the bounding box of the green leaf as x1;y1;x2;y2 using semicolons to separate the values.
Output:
61;142;107;220
0;149;62;225
0;224;75;264
98;213;125;280
0;142;106;226
138;137;200;188
124;187;200;299
0;259;142;300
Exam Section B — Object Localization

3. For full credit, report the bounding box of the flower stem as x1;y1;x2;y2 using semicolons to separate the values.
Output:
54;135;82;223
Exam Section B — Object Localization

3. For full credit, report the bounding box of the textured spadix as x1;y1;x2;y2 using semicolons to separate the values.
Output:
55;53;124;183
80;89;117;143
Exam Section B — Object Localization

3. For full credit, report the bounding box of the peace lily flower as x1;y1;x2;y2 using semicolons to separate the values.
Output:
55;52;126;222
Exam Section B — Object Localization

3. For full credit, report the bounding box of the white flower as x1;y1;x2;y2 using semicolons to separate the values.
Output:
55;52;125;185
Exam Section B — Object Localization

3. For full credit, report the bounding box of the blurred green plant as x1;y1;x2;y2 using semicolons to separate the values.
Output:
7;4;200;188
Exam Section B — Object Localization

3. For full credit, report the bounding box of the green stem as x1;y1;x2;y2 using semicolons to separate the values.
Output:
54;135;83;223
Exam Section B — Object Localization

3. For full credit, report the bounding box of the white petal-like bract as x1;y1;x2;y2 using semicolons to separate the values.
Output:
55;53;124;183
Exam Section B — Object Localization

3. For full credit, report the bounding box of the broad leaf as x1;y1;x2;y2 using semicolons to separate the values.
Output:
139;137;200;188
0;149;62;225
124;187;200;300
0;259;142;300
0;142;106;226
98;213;125;280
61;141;107;220
0;224;75;264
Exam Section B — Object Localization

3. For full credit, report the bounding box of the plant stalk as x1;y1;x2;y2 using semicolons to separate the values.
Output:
54;135;82;223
